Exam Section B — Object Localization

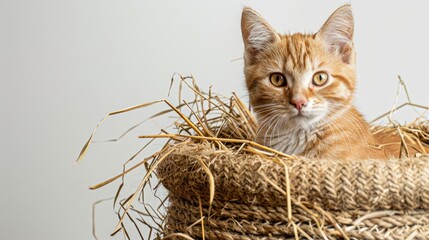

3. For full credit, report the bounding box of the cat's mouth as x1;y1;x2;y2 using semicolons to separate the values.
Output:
290;109;320;122
290;113;312;123
291;109;311;118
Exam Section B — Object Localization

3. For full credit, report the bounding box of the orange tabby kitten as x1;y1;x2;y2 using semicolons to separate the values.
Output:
241;5;388;160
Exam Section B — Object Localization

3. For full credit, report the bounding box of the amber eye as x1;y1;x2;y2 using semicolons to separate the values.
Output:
269;73;287;87
312;72;329;86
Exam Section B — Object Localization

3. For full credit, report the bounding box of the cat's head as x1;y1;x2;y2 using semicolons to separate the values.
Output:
241;5;356;129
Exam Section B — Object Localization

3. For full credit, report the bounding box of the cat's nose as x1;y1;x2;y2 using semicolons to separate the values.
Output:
290;99;308;111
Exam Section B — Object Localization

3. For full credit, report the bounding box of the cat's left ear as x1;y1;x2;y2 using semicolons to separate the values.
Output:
316;5;354;64
241;7;280;57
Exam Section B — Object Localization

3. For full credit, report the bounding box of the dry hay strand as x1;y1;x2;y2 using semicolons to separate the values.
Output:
77;74;429;239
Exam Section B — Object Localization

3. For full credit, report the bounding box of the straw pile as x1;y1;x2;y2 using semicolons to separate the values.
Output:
78;75;429;239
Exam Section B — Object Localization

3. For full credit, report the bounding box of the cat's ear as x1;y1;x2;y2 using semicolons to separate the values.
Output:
241;7;280;57
316;5;354;64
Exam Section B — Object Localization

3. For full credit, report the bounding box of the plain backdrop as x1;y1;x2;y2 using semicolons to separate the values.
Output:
1;0;428;239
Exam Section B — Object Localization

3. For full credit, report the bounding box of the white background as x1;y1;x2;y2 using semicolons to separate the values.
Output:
1;0;428;239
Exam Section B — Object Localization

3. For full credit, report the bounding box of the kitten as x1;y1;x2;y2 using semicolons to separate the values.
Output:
241;5;388;160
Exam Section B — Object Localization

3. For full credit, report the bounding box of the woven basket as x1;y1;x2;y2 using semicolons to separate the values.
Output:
157;142;429;240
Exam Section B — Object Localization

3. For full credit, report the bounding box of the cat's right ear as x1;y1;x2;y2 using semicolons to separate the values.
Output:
241;7;280;57
316;5;354;64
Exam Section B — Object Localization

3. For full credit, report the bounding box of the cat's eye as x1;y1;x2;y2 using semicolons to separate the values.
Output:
312;72;329;86
269;73;287;87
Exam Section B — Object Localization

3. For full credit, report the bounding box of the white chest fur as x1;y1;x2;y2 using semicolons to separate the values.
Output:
257;120;318;156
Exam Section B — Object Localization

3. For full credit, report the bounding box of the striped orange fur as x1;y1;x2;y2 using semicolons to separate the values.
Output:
241;5;389;160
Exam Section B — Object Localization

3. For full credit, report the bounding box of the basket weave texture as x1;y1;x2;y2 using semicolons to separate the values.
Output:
158;142;429;239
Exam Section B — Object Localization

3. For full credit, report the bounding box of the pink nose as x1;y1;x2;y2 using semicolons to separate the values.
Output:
290;99;308;111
